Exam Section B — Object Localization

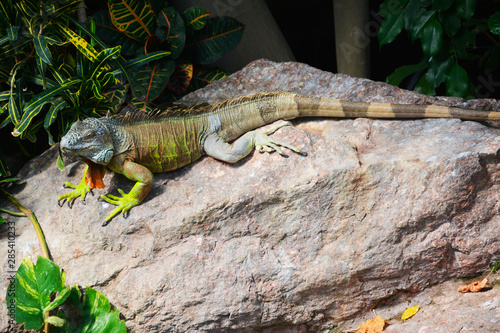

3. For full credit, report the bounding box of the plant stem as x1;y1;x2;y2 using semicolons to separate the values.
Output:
0;188;50;260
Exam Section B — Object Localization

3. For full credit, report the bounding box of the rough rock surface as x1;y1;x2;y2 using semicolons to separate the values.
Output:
1;59;500;332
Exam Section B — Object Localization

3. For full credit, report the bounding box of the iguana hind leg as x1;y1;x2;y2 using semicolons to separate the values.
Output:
58;165;92;207
204;121;307;163
99;160;153;226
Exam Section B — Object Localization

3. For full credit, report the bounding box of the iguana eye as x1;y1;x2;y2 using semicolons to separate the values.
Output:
85;132;94;139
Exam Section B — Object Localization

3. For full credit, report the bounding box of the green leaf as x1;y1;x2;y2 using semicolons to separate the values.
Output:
408;9;435;40
489;260;500;273
421;18;443;56
432;0;454;12
183;7;210;32
6;25;19;41
92;10;143;57
130;59;175;104
446;63;469;97
57;153;65;171
108;0;156;43
79;287;127;333
89;46;121;80
425;53;452;87
12;82;78;137
456;0;476;20
58;24;99;62
403;0;423;31
33;35;52;65
124;50;171;69
184;17;244;64
440;8;461;36
386;60;428;86
378;10;404;47
45;287;71;313
156;7;186;59
6;257;66;330
414;75;436;95
488;12;500;35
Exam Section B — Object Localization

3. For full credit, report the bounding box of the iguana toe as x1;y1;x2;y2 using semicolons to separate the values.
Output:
100;189;141;224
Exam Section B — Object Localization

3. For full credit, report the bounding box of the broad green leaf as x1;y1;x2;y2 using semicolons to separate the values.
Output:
92;79;105;99
488;12;500;35
92;10;143;57
0;90;10;101
0;35;8;46
378;10;404;47
130;59;175;104
22;119;43;142
440;8;461;36
456;0;476;20
89;46;121;80
425;53;452;87
403;0;423;31
124;50;171;69
166;62;193;95
156;7;186;59
421;18;443;56
13;82;78;137
79;287;127;333
6;25;19;41
33;35;52;65
183;7;210;32
414;75;436;95
432;0;453;12
57;153;65;171
386;60;427;86
108;0;156;43
6;256;66;330
446;63;469;97
16;0;37;17
45;287;71;313
35;57;47;86
45;35;66;46
58;24;99;62
8;92;20;125
184;17;244;64
408;10;435;40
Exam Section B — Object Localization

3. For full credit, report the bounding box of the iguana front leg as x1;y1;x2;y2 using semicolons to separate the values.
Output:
99;160;153;226
58;165;92;207
204;121;307;163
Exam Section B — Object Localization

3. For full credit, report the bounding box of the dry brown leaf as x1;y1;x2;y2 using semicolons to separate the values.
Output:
357;315;386;333
458;278;488;293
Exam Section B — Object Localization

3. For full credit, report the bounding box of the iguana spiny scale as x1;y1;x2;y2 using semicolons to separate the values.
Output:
58;91;500;225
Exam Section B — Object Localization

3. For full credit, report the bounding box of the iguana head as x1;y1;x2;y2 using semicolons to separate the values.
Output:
60;118;114;189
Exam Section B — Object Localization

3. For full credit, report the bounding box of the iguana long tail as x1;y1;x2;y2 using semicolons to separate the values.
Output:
204;92;500;164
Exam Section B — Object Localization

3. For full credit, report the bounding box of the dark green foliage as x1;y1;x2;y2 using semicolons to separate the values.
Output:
378;0;500;98
0;0;243;175
98;0;244;108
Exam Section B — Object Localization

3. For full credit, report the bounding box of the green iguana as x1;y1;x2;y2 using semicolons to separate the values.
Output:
58;91;500;225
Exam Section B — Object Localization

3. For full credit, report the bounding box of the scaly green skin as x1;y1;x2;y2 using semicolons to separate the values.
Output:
58;91;500;225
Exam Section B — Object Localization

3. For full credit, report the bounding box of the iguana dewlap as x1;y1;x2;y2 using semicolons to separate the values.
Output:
58;91;500;225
